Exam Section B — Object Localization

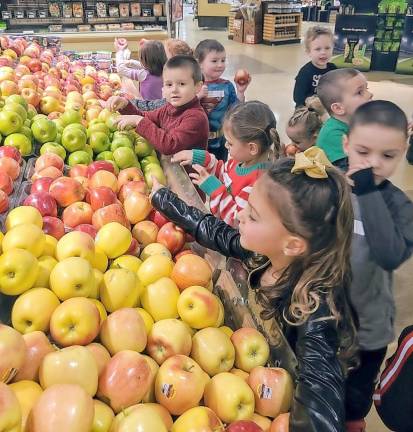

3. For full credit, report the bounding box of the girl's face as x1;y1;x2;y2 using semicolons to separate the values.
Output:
200;50;226;81
238;177;300;259
286;123;316;152
223;121;257;163
308;34;333;68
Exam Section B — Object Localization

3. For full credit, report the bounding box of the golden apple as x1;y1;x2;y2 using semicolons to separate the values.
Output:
220;326;234;338
2;223;46;257
251;413;273;431
137;255;174;286
34;255;58;289
110;403;169;432
39;345;98;396
92;399;114;432
230;368;250;383
0;382;21;432
91;248;108;273
56;231;95;264
90;269;103;299
0;324;26;383
110;255;142;273
12;287;60;334
100;269;142;313
95;222;132;259
9;380;42;430
140;243;172;261
50;257;95;300
135;308;154;334
85;343;111;377
42;234;57;258
49;297;100;347
171;406;224;432
89;299;107;323
6;206;43;230
141;277;180;322
141;355;159;403
100;308;147;355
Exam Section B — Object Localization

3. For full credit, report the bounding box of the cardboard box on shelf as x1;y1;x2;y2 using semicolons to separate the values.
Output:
244;18;262;44
233;18;244;43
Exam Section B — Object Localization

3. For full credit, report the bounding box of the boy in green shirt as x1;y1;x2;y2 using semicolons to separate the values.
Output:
316;68;373;171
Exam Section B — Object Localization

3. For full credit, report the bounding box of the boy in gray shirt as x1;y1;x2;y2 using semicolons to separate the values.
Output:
343;100;413;432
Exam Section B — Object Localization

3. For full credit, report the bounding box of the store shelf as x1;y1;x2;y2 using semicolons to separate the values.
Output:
87;16;160;23
9;18;83;26
274;22;299;27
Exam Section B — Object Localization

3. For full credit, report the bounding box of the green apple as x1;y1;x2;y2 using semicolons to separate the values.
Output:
89;131;110;154
31;118;57;143
110;137;133;152
60;108;82;127
112;131;133;144
88;119;103;127
96;151;115;162
113;147;139;169
105;113;120;132
52;118;64;133
6;94;28;110
40;142;67;160
20;125;33;140
134;138;153;158
27;106;37;120
4;101;27;122
67;150;92;167
0;110;23;136
4;133;32;156
98;108;112;123
144;164;166;188
32;114;48;123
61;127;87;152
64;123;87;135
24;119;31;127
87;123;110;137
85;145;93;159
140;155;160;170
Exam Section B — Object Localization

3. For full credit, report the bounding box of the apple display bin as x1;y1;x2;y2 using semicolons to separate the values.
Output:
160;155;298;379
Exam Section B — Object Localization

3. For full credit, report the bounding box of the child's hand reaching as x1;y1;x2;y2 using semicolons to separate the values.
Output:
171;150;193;166
114;115;143;131
149;176;167;202
106;96;128;112
197;85;208;100
189;164;210;186
235;75;251;101
346;161;375;189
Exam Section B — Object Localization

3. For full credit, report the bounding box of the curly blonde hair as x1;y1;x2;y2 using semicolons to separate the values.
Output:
304;25;334;51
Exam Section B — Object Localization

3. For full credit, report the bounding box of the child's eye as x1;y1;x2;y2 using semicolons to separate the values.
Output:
384;154;395;159
180;82;186;86
357;150;368;155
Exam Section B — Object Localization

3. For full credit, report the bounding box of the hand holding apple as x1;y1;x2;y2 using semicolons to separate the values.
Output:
106;96;128;112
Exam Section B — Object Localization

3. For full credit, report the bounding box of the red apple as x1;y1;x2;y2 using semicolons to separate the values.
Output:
73;224;97;239
31;177;53;194
42;216;65;239
89;187;117;212
118;181;148;203
62;202;93;228
234;69;251;86
157;222;186;255
35;153;64;173
0;145;22;164
148;210;169;229
0;157;20;180
126;238;140;256
32;166;63;181
28;59;42;73
24;192;58;217
0;171;13;195
69;164;89;178
226;421;263;432
0;190;9;213
87;161;115;179
92;203;130;230
117;167;144;189
49;177;85;207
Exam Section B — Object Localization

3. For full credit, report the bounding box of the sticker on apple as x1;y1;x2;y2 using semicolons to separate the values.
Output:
258;384;272;400
161;383;175;399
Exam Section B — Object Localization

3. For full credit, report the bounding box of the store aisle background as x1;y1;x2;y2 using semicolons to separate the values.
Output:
111;9;412;430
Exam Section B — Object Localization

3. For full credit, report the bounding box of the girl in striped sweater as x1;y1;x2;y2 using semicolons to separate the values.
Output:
172;101;280;227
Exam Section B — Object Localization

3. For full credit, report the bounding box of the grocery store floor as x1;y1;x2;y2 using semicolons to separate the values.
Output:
87;9;412;431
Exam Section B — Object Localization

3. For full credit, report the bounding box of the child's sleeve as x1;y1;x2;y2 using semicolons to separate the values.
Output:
352;169;413;271
228;82;239;105
192;149;225;178
293;67;309;107
117;62;148;82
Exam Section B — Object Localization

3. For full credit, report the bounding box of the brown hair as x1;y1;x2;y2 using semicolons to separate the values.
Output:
164;38;193;57
255;158;357;363
317;68;361;114
224;101;281;159
164;55;203;83
305;95;328;119
139;40;167;77
288;106;322;144
304;25;334;51
194;39;225;63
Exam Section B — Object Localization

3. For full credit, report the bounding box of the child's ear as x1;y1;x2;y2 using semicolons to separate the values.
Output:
248;142;260;156
331;102;345;117
283;236;307;257
343;134;350;155
195;81;203;93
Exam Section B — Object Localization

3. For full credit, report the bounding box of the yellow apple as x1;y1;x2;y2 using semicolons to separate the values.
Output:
141;277;180;321
6;206;43;230
56;231;95;264
95;222;132;259
89;269;103;300
91;248;108;273
92;399;114;432
39;345;98;396
2;223;46;257
0;248;39;295
110;255;142;273
0;324;26;384
85;343;111;377
11;287;60;334
0;231;3;253
191;327;235;376
155;354;209;415
100;269;142;313
34;255;58;289
50;257;95;300
0;382;22;432
100;308;147;355
251;413;273;431
137;255;174;286
204;372;255;423
9;380;43;430
49;297;100;347
220;326;234;338
231;328;270;373
230;368;250;382
146;319;192;365
42;234;58;258
171;406;224;432
135;308;154;334
140;243;172;261
89;299;107;323
177;285;223;329
141;355;159;403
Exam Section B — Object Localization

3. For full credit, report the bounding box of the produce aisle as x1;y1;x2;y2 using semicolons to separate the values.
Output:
0;35;295;432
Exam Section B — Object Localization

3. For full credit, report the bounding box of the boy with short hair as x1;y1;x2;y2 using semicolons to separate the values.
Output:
316;68;372;171
343;100;413;432
107;55;209;155
194;39;250;161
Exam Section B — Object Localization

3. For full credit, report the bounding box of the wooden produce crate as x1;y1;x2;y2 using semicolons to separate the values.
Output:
263;12;302;45
228;11;236;39
160;156;298;378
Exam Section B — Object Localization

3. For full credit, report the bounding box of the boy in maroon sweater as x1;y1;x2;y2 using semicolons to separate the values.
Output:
107;55;209;155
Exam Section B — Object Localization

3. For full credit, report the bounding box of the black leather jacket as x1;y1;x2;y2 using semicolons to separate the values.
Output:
152;188;345;432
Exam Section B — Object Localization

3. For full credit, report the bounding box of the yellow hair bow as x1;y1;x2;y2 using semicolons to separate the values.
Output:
291;147;333;179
